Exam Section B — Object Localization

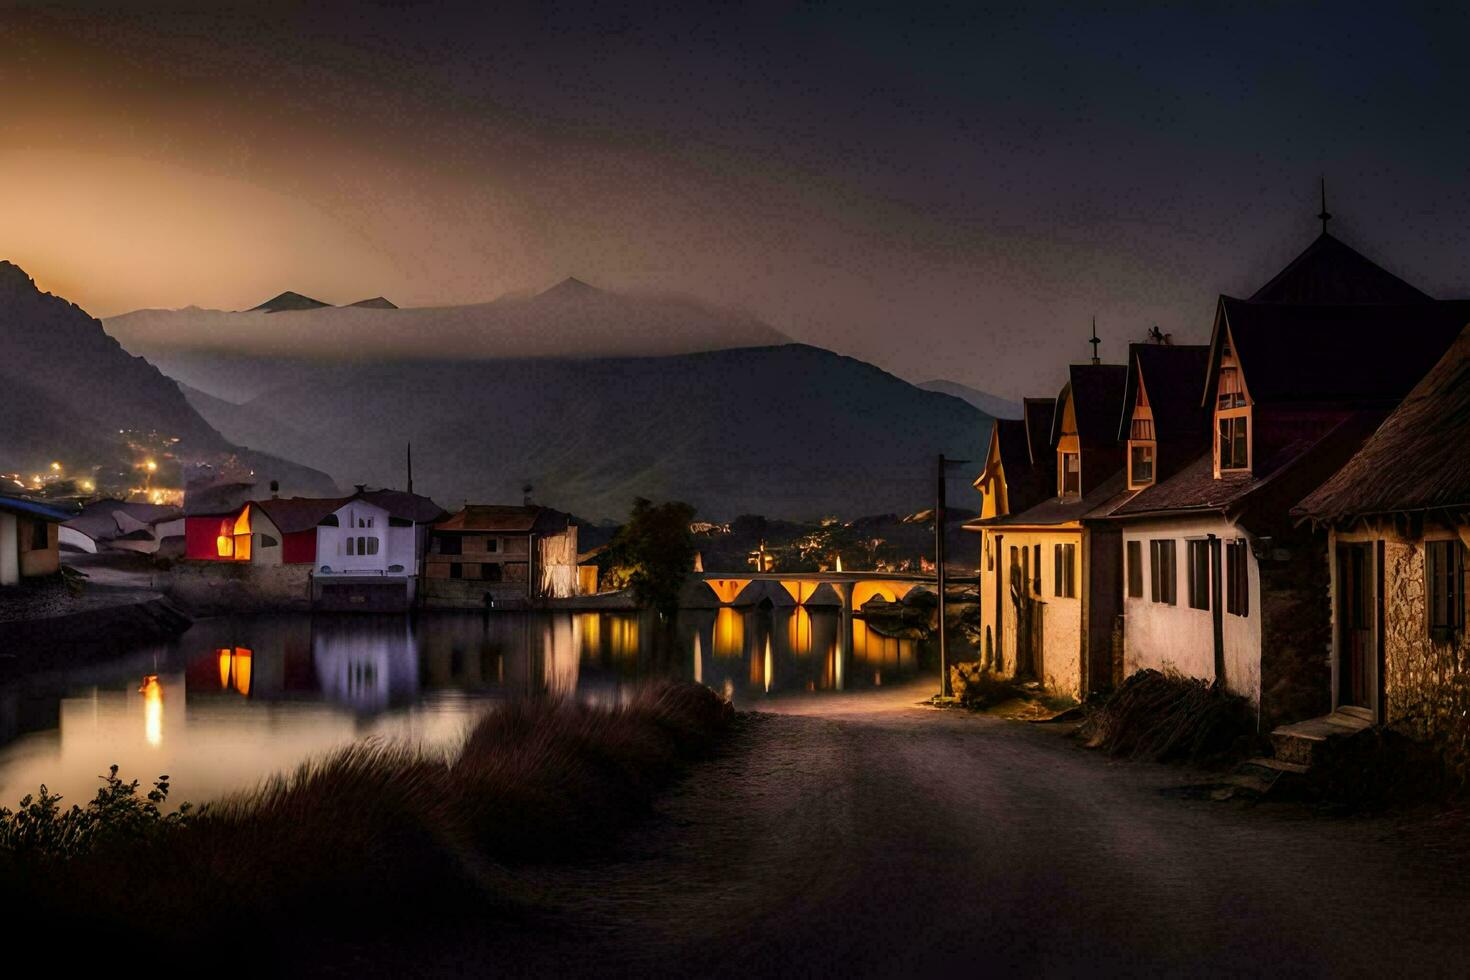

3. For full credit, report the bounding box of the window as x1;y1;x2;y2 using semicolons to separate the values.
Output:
1219;417;1249;471
437;536;462;556
483;562;503;582
261;535;279;549
1427;540;1466;640
356;516;374;529
986;536;993;571
29;519;49;550
449;562;462;579
484;537;500;554
1060;453;1081;495
1217;366;1246;408
1187;540;1211;610
1226;539;1249;617
1127;540;1143;598
1130;443;1155;487
1053;543;1076;598
353;536;379;556
1032;544;1041;594
1150;539;1176;605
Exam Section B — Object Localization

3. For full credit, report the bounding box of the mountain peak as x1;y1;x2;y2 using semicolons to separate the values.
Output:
536;276;602;300
250;290;331;313
347;296;398;309
0;260;39;298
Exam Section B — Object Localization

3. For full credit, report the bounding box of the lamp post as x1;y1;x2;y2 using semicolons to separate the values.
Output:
935;453;969;699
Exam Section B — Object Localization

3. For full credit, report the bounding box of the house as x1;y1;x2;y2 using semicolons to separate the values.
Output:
312;489;447;610
1110;229;1470;728
0;493;72;585
183;481;271;561
966;358;1129;698
1294;324;1470;756
424;505;581;607
62;500;183;555
967;397;1055;667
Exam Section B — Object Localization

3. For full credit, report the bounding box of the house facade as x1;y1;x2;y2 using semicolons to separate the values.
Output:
424;505;581;608
1111;231;1470;728
1295;325;1470;759
968;362;1128;698
0;493;70;586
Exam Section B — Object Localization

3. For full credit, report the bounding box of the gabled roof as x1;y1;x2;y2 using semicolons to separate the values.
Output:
977;469;1130;529
1117;343;1211;445
1296;324;1470;523
256;496;351;534
65;500;180;541
435;504;571;534
1249;232;1432;305
1051;364;1128;449
354;488;447;524
1205;298;1470;409
1023;397;1056;464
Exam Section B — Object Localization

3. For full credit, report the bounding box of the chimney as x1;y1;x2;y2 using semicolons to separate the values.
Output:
355;483;367;495
522;482;534;507
269;479;279;498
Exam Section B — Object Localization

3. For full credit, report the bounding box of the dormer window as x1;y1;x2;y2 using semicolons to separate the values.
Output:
1060;452;1081;496
1214;334;1252;476
1127;375;1156;489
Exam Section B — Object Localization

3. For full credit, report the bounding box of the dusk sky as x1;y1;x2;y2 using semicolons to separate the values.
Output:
4;1;1470;398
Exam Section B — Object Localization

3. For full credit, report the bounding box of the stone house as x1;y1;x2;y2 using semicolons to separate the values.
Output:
424;505;581;607
1110;230;1470;729
1295;324;1470;766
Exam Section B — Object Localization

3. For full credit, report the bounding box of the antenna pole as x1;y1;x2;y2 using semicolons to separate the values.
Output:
406;442;414;495
1317;176;1332;234
1089;316;1101;365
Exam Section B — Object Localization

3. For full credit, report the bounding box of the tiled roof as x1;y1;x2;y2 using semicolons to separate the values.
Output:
1052;363;1128;449
435;504;571;534
978;469;1130;528
256;496;351;534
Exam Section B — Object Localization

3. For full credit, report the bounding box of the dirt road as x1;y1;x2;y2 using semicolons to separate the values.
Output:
364;681;1470;977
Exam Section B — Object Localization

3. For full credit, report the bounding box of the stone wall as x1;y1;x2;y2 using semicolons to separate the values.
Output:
1382;537;1470;782
1258;528;1332;729
166;561;314;614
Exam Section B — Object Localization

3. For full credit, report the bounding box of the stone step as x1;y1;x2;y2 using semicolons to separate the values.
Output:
1269;710;1374;768
1270;730;1326;767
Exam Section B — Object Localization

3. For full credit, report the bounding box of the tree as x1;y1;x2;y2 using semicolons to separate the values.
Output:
601;498;697;619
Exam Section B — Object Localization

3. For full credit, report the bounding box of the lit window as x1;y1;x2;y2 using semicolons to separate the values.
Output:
1219;416;1249;470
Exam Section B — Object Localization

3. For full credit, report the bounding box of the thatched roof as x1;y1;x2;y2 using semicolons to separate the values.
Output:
1296;324;1470;524
1249;232;1432;305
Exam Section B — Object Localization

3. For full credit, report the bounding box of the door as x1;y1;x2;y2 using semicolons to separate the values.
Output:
1336;542;1376;712
1010;546;1041;679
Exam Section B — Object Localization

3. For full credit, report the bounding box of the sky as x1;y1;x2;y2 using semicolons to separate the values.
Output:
3;1;1470;399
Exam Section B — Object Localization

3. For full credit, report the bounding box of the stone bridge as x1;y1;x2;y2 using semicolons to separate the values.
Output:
698;571;948;611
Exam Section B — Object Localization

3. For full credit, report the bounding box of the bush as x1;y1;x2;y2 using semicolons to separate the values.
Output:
1080;669;1256;765
0;765;197;860
2;682;733;952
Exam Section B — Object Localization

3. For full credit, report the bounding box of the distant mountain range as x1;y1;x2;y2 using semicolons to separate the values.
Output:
0;261;336;495
176;344;990;521
917;379;1023;419
105;277;792;379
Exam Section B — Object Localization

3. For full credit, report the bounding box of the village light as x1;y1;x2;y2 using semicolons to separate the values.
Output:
145;460;158;472
50;461;62;472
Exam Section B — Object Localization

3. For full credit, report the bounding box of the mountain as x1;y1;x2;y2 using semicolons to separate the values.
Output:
105;277;792;391
250;290;331;313
180;344;990;521
347;296;397;309
0;261;336;494
917;379;1023;419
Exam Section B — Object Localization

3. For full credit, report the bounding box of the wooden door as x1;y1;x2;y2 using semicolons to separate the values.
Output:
1336;543;1375;711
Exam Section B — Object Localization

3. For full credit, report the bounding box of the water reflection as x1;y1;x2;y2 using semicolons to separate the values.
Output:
0;608;924;806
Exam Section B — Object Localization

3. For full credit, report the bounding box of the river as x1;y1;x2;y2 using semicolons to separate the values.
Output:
0;607;927;807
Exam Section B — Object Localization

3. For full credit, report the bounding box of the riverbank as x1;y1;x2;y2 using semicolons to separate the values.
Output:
1;681;733;958
0;576;191;679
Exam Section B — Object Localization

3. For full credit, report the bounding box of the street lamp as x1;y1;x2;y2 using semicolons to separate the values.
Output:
935;454;969;699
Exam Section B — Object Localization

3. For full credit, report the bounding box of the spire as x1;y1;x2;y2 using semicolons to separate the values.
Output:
1317;176;1332;235
406;441;413;495
1089;315;1100;365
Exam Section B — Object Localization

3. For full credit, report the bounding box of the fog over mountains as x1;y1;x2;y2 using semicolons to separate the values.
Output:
94;278;995;520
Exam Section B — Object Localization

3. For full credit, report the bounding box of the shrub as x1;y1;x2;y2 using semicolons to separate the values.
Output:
1080;669;1256;766
0;765;197;860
